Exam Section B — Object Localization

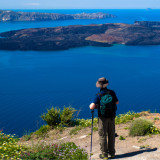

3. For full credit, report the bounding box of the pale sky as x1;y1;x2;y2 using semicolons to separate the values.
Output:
1;0;160;9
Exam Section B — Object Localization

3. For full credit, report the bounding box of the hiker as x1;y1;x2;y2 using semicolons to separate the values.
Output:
89;77;119;159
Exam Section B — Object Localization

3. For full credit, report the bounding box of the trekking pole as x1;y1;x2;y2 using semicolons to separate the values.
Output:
90;109;94;160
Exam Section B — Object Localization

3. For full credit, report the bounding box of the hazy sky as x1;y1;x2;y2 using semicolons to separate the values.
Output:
1;0;160;9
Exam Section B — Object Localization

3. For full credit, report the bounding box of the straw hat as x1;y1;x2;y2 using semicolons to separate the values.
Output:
96;77;109;88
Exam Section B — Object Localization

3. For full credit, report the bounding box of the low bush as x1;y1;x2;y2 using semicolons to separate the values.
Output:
41;107;61;127
20;142;88;160
41;106;77;127
129;118;153;136
60;106;76;126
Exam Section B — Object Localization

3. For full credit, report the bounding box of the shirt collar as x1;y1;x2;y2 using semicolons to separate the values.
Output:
100;87;107;91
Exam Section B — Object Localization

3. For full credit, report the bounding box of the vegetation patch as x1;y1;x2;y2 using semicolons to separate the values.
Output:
140;144;150;149
0;130;88;160
93;127;98;132
69;126;83;135
115;111;140;124
20;142;88;160
119;135;125;140
0;131;26;159
150;125;160;134
75;118;98;127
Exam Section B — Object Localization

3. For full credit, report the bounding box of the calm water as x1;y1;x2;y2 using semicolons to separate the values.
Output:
0;9;160;136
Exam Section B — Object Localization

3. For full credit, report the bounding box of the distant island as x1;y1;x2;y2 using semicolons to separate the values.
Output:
0;10;116;21
0;21;160;51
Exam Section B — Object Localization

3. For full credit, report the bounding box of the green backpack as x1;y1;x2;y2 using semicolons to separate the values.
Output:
98;91;116;117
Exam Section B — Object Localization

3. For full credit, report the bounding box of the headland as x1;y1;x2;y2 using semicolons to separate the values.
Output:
0;10;116;21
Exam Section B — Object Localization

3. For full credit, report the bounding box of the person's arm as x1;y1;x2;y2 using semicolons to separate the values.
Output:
90;93;100;110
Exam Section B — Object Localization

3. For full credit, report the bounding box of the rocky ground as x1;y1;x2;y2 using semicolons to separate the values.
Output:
20;112;160;160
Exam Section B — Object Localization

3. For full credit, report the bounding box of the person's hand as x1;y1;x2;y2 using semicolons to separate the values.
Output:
89;103;96;110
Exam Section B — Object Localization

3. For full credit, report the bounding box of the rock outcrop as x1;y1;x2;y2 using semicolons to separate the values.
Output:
0;21;160;51
0;10;116;21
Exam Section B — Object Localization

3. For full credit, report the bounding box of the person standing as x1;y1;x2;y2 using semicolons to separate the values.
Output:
89;77;119;159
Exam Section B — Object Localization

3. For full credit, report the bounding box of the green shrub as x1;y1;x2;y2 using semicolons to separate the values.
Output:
115;111;140;124
35;125;51;137
20;142;88;160
41;106;77;127
41;107;61;127
60;106;76;126
129;118;153;136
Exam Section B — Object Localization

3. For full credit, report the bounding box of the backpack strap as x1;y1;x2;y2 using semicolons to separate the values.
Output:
97;91;110;98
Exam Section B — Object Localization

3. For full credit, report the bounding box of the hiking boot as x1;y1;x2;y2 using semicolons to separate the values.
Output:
110;155;115;159
99;154;108;159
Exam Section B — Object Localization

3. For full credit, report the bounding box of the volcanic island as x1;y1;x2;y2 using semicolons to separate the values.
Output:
0;20;160;51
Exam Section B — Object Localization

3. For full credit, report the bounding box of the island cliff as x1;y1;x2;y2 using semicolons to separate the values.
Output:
0;21;160;51
0;10;116;21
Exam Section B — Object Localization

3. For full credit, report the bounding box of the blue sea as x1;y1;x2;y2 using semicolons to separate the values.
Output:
1;9;160;137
